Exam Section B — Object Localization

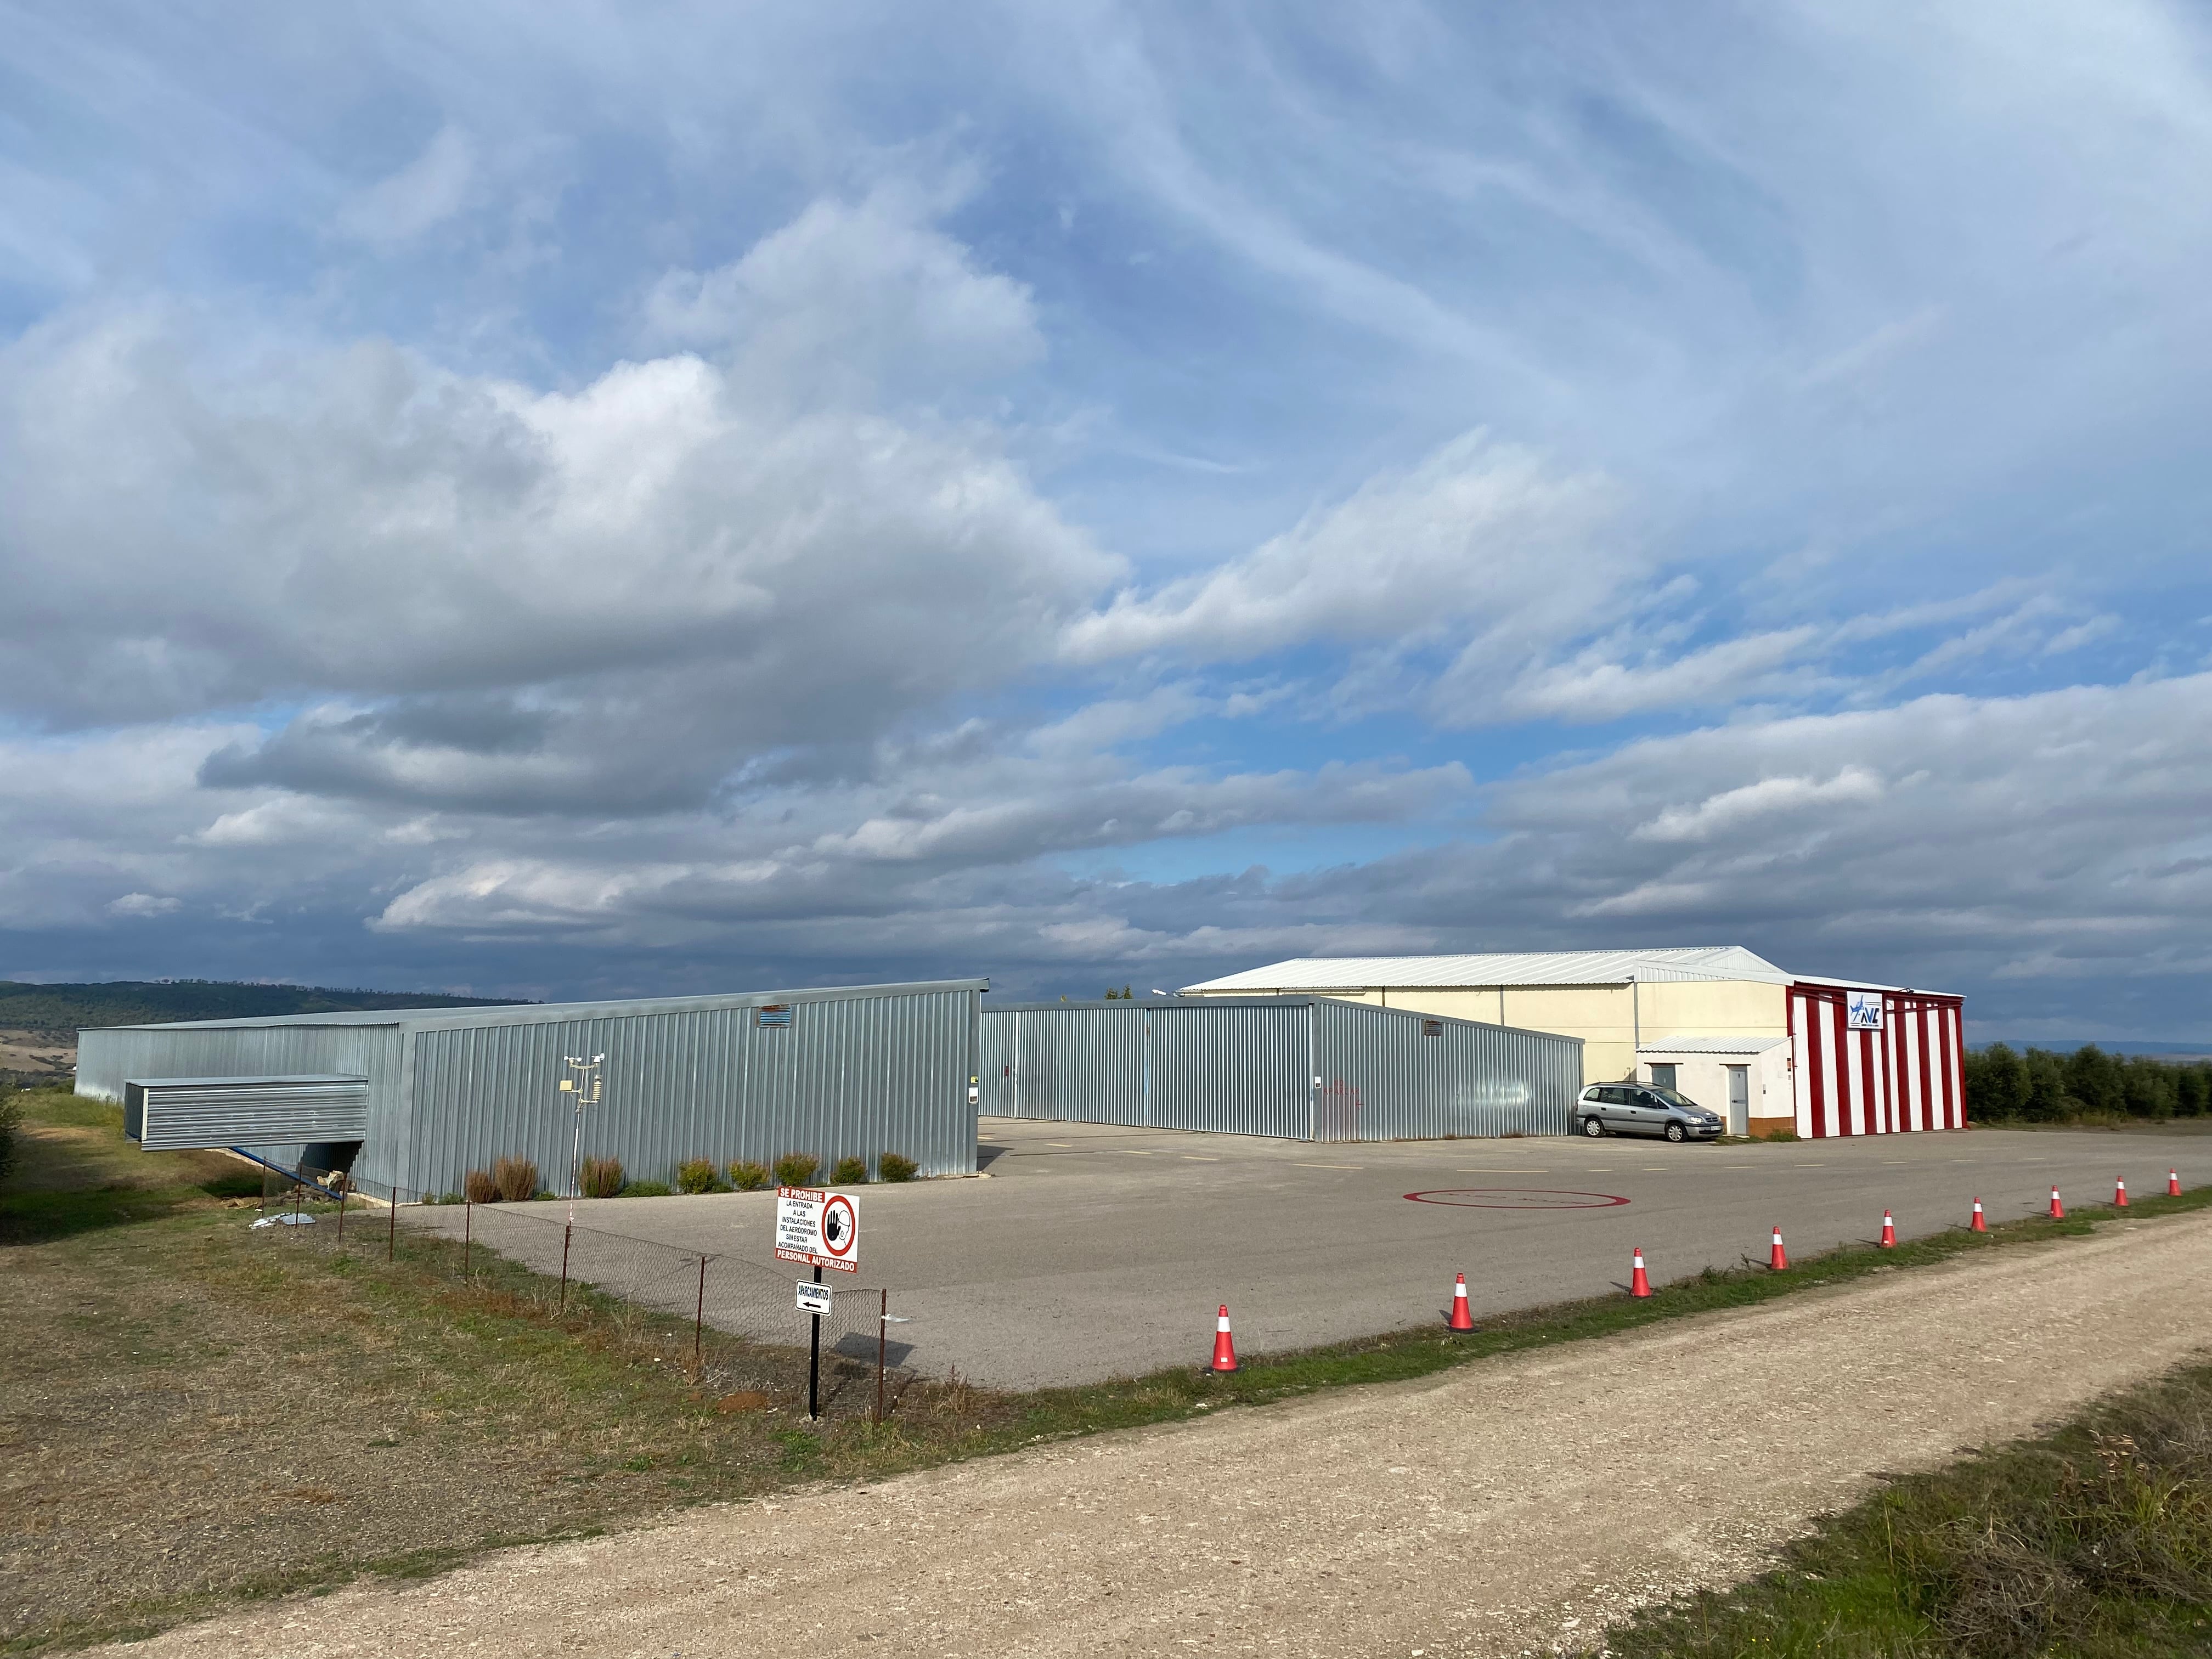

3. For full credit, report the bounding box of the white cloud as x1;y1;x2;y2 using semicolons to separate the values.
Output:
1061;433;1630;667
106;893;182;917
0;217;1116;810
1629;766;1887;844
1481;627;1825;724
335;126;478;246
641;187;1043;398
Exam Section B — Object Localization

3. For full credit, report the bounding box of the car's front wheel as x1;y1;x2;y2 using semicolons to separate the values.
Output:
1664;1121;1686;1143
1581;1116;1605;1137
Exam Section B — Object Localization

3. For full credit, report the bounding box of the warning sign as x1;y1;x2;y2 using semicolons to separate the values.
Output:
774;1186;861;1273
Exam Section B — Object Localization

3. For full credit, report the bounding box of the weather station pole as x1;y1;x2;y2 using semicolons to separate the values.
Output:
558;1053;604;1311
561;1053;606;1222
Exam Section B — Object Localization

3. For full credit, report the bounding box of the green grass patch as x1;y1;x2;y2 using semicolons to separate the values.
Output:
1604;1360;2212;1657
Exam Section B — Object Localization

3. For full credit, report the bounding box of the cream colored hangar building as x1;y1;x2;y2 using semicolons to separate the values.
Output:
1181;947;1966;1141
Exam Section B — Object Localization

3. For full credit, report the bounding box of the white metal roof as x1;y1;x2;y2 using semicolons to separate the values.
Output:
1182;946;1793;994
1636;1036;1790;1056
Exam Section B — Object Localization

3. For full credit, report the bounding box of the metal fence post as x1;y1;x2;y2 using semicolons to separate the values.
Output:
560;1223;573;1310
693;1256;707;1376
807;1265;822;1420
874;1286;888;1425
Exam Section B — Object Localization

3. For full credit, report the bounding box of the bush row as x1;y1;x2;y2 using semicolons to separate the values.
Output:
1966;1043;2212;1123
454;1149;922;1201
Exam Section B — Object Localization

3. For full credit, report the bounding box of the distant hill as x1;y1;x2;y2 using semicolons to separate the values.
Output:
0;979;526;1038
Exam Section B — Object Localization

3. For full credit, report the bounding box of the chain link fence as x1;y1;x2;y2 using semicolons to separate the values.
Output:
238;1164;916;1421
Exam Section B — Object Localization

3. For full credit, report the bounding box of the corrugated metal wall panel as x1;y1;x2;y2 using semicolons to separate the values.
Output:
1150;998;1311;1136
402;984;978;1196
1312;1000;1578;1140
125;1076;369;1150
78;980;979;1197
990;1005;1151;1125
981;998;1579;1141
80;1022;409;1185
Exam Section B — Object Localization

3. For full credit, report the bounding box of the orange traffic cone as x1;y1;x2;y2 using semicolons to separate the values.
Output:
2049;1186;2065;1220
1209;1306;1238;1373
1768;1226;1788;1271
1970;1198;1987;1233
2115;1177;2129;1209
1447;1272;1475;1331
1630;1248;1652;1298
1880;1210;1896;1248
2170;1169;2183;1197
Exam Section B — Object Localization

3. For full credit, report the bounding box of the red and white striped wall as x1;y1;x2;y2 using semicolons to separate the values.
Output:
1787;982;1966;1138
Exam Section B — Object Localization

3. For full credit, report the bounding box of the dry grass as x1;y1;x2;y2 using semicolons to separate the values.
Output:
577;1155;625;1199
0;1090;1013;1655
489;1156;538;1203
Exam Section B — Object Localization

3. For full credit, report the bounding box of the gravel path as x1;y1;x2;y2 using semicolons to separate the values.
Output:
109;1212;2212;1659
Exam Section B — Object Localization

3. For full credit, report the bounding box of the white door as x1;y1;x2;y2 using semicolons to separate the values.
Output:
1725;1065;1750;1136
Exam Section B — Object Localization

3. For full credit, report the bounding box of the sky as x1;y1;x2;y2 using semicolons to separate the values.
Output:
3;2;2210;1039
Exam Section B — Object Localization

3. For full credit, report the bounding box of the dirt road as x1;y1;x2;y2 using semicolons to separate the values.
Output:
109;1212;2212;1659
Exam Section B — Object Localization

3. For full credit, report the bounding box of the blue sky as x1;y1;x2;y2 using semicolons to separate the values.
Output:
3;2;2210;1037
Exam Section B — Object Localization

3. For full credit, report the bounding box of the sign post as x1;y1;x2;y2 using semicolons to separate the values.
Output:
775;1186;860;1419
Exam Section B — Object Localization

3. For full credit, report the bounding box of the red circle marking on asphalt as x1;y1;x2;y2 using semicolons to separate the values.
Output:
821;1193;859;1255
1402;1189;1630;1209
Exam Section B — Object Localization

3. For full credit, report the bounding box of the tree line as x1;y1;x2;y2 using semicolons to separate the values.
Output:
1964;1043;2212;1122
0;978;518;1038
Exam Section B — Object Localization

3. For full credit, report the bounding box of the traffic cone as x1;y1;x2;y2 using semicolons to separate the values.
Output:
2115;1177;2128;1209
2170;1169;2182;1197
1447;1272;1475;1331
1630;1248;1652;1298
1209;1306;1238;1373
1880;1210;1896;1248
2049;1186;2065;1220
1970;1198;1986;1233
1768;1226;1788;1271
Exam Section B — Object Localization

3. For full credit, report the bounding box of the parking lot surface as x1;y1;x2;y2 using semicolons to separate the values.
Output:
532;1119;2212;1387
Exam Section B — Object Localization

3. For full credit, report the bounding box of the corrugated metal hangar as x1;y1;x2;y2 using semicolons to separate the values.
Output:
1182;947;1965;1140
80;979;983;1197
982;996;1583;1141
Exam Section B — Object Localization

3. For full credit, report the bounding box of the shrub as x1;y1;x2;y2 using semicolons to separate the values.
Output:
578;1155;625;1199
830;1154;869;1186
0;1092;21;1182
675;1157;723;1194
728;1159;770;1191
620;1180;672;1197
772;1152;820;1187
877;1152;918;1183
463;1167;498;1204
492;1155;539;1203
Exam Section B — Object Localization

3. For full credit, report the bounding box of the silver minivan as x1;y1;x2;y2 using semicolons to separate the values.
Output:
1575;1083;1724;1142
